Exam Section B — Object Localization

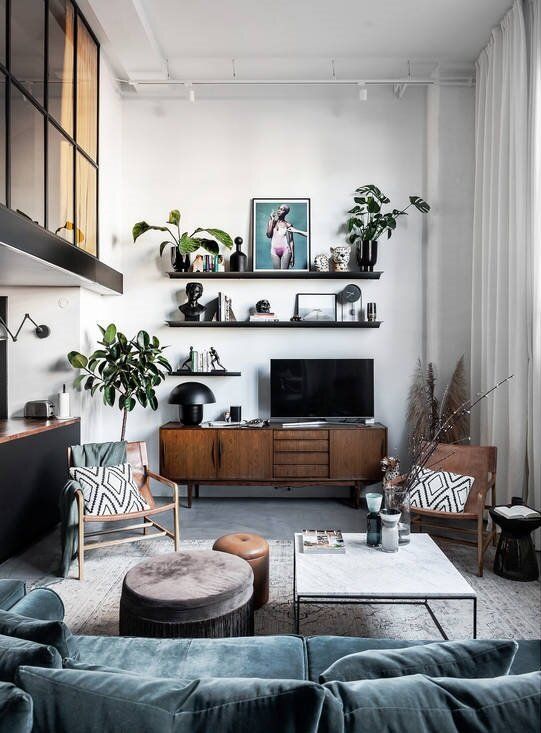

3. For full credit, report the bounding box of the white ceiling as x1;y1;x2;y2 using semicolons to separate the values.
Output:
83;0;512;82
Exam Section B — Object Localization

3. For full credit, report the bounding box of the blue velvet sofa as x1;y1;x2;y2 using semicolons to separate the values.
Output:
1;579;539;732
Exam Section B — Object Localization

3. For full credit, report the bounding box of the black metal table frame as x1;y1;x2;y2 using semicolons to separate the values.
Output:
293;593;477;639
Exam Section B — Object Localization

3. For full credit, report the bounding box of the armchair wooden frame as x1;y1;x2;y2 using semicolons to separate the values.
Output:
68;441;179;580
408;443;497;577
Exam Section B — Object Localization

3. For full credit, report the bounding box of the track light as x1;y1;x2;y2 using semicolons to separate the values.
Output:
188;85;195;103
358;82;368;102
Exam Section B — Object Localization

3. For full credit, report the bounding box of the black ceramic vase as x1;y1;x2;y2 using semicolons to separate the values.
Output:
171;248;190;272
357;240;378;272
229;237;248;272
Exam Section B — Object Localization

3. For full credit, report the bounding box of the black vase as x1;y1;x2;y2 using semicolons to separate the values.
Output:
171;249;190;272
357;240;378;272
229;237;248;272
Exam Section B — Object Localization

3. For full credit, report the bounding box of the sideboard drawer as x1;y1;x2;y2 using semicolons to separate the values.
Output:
274;439;329;453
276;430;329;441
274;451;329;465
274;464;329;479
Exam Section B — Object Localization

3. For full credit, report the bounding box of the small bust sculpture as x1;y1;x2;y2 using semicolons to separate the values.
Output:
256;299;271;314
179;282;205;321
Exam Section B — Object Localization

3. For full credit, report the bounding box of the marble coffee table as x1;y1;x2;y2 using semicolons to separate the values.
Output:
293;533;477;638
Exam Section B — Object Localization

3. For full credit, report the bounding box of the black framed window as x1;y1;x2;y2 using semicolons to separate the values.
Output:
0;0;99;257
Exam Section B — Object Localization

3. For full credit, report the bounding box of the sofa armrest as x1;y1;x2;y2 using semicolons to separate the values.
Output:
147;471;179;498
8;588;65;622
0;580;27;611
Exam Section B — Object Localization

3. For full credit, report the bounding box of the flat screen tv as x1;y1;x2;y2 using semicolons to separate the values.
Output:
270;359;374;420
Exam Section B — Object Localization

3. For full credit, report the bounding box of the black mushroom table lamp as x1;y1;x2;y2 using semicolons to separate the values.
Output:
169;382;216;425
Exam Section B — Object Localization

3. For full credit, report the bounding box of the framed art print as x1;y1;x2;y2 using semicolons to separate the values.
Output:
252;198;310;272
295;292;337;321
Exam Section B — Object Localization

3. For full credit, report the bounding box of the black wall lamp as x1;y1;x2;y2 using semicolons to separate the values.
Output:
0;313;50;342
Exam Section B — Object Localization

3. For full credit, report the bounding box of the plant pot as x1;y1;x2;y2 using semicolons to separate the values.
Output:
356;240;378;272
171;248;191;273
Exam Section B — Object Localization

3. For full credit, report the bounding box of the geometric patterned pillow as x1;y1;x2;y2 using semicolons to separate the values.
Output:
69;463;150;516
410;466;474;513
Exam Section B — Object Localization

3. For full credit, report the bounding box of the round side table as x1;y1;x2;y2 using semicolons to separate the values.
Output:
489;507;541;582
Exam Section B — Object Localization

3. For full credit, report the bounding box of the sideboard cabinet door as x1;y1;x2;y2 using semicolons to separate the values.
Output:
161;428;217;480
217;429;273;480
329;428;386;481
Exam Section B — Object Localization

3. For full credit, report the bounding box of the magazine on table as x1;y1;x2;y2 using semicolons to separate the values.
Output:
301;529;345;553
494;505;540;520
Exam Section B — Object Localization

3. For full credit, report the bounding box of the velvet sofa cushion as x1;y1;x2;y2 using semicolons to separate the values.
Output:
326;671;541;733
306;636;541;681
75;634;306;680
319;639;518;682
0;681;33;733
0;635;62;683
0;581;26;612
7;589;65;622
0;610;78;661
16;666;343;733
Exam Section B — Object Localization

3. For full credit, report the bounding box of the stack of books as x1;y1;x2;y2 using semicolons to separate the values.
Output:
188;350;214;372
249;311;279;322
218;293;236;321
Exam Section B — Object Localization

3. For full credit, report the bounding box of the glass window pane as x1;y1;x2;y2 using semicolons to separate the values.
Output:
11;0;45;104
48;123;74;243
76;18;97;161
10;86;44;224
0;0;6;67
48;0;74;136
0;74;5;204
76;152;96;255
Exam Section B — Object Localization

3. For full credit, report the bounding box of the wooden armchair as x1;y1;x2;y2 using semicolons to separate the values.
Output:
410;443;497;576
68;441;179;580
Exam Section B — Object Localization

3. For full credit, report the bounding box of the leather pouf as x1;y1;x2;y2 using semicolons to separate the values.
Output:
119;551;254;638
212;533;269;609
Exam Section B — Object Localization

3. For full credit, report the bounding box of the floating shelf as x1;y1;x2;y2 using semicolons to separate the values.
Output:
170;370;241;377
168;271;382;280
166;321;382;329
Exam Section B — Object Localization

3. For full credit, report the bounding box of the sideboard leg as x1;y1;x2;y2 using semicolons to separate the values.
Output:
194;484;200;499
187;484;193;509
354;482;361;509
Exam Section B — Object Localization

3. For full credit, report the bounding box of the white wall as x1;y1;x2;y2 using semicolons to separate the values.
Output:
91;85;428;488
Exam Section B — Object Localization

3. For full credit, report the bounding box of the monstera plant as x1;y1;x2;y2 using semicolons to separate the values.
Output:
68;324;172;440
133;208;233;266
345;185;430;271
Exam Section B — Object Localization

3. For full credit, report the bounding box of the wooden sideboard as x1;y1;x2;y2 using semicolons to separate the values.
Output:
159;422;387;508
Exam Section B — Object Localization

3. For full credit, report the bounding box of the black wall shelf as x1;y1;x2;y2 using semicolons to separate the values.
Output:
168;271;382;280
170;370;241;377
166;321;381;329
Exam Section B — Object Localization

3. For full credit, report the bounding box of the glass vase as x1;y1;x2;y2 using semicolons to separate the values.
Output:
384;484;410;544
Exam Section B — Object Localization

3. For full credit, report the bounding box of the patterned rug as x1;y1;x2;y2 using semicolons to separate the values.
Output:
28;537;540;640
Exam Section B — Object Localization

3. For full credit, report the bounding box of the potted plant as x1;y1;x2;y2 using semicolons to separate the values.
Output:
345;185;430;271
68;324;172;440
132;209;233;272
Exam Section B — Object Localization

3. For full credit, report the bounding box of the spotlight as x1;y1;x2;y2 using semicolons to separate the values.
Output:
358;83;368;102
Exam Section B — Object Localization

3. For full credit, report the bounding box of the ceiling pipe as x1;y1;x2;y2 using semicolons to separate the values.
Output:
117;77;474;87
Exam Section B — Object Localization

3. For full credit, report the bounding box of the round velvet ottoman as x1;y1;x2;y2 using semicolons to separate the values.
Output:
119;551;254;638
212;533;269;609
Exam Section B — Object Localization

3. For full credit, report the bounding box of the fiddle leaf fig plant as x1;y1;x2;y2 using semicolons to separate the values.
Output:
133;208;233;257
346;185;430;244
68;324;172;441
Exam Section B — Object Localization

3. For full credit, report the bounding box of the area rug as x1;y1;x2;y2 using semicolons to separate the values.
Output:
24;537;540;640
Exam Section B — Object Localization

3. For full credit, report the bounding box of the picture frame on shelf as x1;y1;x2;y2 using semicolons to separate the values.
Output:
295;292;337;322
252;198;310;273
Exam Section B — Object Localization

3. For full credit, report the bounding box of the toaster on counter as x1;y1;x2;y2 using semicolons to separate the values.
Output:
24;400;55;419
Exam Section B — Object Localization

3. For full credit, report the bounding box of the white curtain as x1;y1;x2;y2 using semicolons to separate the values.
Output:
526;0;541;530
471;0;531;503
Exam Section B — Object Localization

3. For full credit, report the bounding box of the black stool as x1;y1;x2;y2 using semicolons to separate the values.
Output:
489;507;541;582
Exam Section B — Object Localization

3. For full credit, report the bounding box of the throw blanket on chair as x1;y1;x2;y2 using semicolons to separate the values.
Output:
58;441;127;577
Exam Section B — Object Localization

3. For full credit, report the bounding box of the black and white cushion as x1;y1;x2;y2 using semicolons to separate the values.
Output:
410;466;474;513
69;463;150;516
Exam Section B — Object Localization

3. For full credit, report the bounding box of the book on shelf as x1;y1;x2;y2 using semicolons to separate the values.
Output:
249;313;279;322
301;529;345;553
494;505;540;520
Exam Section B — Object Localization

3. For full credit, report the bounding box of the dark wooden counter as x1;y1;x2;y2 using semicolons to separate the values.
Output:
0;417;80;444
0;417;81;562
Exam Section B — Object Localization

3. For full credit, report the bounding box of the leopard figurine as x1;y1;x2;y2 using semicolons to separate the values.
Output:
330;246;351;272
313;254;330;272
